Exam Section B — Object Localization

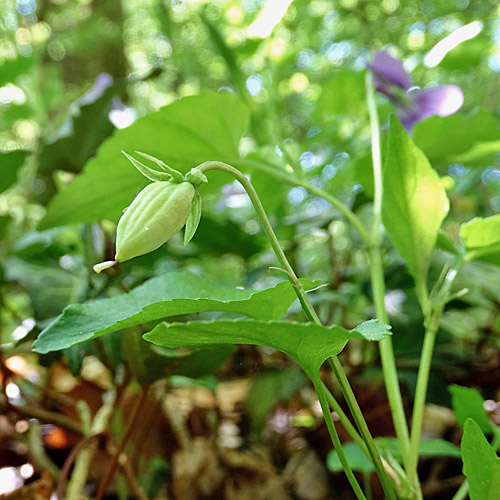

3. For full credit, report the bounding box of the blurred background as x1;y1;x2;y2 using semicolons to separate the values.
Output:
1;1;500;499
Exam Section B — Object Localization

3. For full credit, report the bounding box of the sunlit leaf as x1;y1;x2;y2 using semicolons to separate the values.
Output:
383;116;449;290
461;214;500;266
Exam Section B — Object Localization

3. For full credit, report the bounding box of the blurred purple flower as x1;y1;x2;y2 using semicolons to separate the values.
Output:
367;51;464;132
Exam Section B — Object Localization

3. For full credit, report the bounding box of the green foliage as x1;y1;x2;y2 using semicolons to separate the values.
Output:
246;367;306;433
0;150;27;193
462;419;500;500
382;116;449;290
413;110;500;169
39;92;250;229
328;438;461;473
32;271;320;353
1;1;500;497
122;332;234;385
450;384;492;434
143;319;391;380
461;214;500;266
38;81;124;174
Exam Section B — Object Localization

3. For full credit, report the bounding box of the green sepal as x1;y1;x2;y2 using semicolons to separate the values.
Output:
184;191;202;245
185;167;208;187
122;151;173;182
136;151;184;182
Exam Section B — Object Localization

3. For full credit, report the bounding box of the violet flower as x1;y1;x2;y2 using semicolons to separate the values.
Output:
367;51;464;133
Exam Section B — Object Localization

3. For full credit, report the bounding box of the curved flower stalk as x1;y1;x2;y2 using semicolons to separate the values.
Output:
368;50;464;132
93;152;206;273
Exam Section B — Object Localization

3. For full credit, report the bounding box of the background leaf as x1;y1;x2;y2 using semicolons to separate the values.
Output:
328;438;460;473
413;110;500;168
32;271;320;353
39;91;250;229
462;418;500;500
246;367;306;434
122;332;234;385
461;214;500;266
143;319;391;379
38;80;124;174
450;384;492;434
0;150;28;193
382;116;449;289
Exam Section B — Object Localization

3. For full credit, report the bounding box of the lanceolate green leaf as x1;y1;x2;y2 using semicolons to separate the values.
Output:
462;419;500;500
461;214;500;266
32;271;320;353
39;92;250;229
382;116;449;290
143;319;391;380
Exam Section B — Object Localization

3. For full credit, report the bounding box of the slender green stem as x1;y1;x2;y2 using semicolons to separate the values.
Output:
406;323;438;490
232;157;369;242
314;381;368;500
322;382;368;455
198;161;318;323
198;161;395;498
365;73;411;465
329;357;397;500
369;247;411;459
366;73;383;246
406;257;465;489
451;480;469;500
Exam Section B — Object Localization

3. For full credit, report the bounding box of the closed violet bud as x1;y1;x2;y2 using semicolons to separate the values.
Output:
115;181;195;263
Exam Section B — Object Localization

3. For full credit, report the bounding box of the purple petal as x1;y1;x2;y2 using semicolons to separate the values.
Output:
398;85;464;132
367;51;412;93
410;85;464;118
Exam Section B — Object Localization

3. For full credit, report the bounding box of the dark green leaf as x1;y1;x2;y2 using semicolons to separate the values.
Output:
39;92;250;229
38;82;122;174
32;271;320;353
122;332;233;385
191;215;265;259
143;319;391;379
0;55;35;86
450;384;492;434
436;231;461;255
383;116;449;290
0;150;27;193
5;257;86;321
462;419;500;500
